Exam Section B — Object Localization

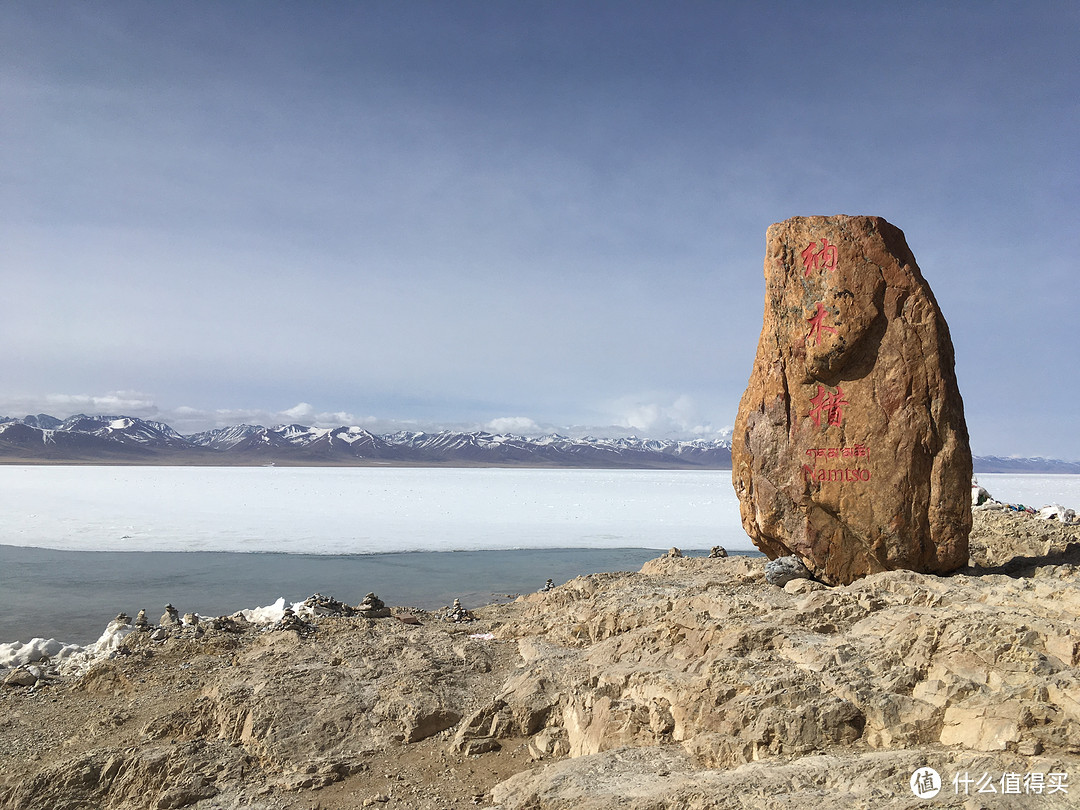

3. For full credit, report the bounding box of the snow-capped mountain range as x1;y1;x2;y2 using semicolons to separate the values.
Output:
3;414;1077;471
0;414;734;468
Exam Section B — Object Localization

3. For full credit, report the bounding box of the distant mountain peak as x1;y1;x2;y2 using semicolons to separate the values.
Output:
0;414;733;468
2;413;1077;472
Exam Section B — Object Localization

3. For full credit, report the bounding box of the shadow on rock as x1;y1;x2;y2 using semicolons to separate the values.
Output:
966;541;1080;578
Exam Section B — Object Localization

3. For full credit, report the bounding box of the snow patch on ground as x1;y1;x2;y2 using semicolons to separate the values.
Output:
0;616;134;676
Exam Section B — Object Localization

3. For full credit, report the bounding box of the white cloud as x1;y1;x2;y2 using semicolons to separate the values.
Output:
486;416;542;435
44;391;159;415
622;403;663;432
167;403;364;432
0;390;162;419
281;402;315;421
607;394;731;439
313;411;370;427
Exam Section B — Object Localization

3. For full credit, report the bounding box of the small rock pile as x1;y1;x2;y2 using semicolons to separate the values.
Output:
273;607;316;636
146;604;211;640
205;615;247;633
2;667;42;688
303;592;360;617
972;480;1078;525
159;604;180;628
357;593;391;619
446;598;474;623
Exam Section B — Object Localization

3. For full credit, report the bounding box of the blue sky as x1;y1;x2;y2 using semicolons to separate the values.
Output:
2;2;1077;458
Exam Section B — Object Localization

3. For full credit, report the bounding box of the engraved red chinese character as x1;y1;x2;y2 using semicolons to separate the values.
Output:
806;302;836;345
807;384;848;428
801;238;838;277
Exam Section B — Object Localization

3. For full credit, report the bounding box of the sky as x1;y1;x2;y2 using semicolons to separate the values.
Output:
1;2;1077;458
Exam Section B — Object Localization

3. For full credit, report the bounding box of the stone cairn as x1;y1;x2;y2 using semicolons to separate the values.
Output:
159;604;180;628
274;607;315;635
356;593;391;619
303;593;359;617
205;615;246;633
446;598;474;623
182;612;205;638
732;215;972;585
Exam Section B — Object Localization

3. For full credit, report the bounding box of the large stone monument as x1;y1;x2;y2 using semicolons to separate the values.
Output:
732;215;971;585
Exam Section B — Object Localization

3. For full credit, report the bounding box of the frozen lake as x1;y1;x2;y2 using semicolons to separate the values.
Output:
0;466;1076;556
974;473;1080;510
0;465;749;554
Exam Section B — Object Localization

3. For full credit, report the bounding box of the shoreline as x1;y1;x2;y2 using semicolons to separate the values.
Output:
0;545;763;647
1;509;1077;808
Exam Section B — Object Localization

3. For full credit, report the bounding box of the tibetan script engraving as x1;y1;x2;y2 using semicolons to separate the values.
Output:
805;445;869;460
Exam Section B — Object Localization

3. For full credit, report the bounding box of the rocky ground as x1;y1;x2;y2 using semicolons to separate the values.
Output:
2;508;1079;810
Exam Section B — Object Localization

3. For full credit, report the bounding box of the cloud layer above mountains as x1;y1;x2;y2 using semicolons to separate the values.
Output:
2;3;1077;457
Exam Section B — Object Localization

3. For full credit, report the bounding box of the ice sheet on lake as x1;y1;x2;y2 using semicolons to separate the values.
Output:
1;467;1075;557
0;466;751;554
975;474;1080;511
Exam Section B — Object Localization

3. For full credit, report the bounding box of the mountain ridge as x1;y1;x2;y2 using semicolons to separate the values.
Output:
2;413;1077;472
0;413;733;469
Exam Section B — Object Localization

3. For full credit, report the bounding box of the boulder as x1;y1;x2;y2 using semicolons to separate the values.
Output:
3;667;39;688
732;215;971;585
764;555;812;587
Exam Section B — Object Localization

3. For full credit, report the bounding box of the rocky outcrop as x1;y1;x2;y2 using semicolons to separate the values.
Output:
496;553;1080;763
733;215;972;585
491;747;1078;809
0;510;1076;809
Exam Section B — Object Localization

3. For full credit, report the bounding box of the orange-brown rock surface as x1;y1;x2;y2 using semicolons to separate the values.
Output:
732;215;972;585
